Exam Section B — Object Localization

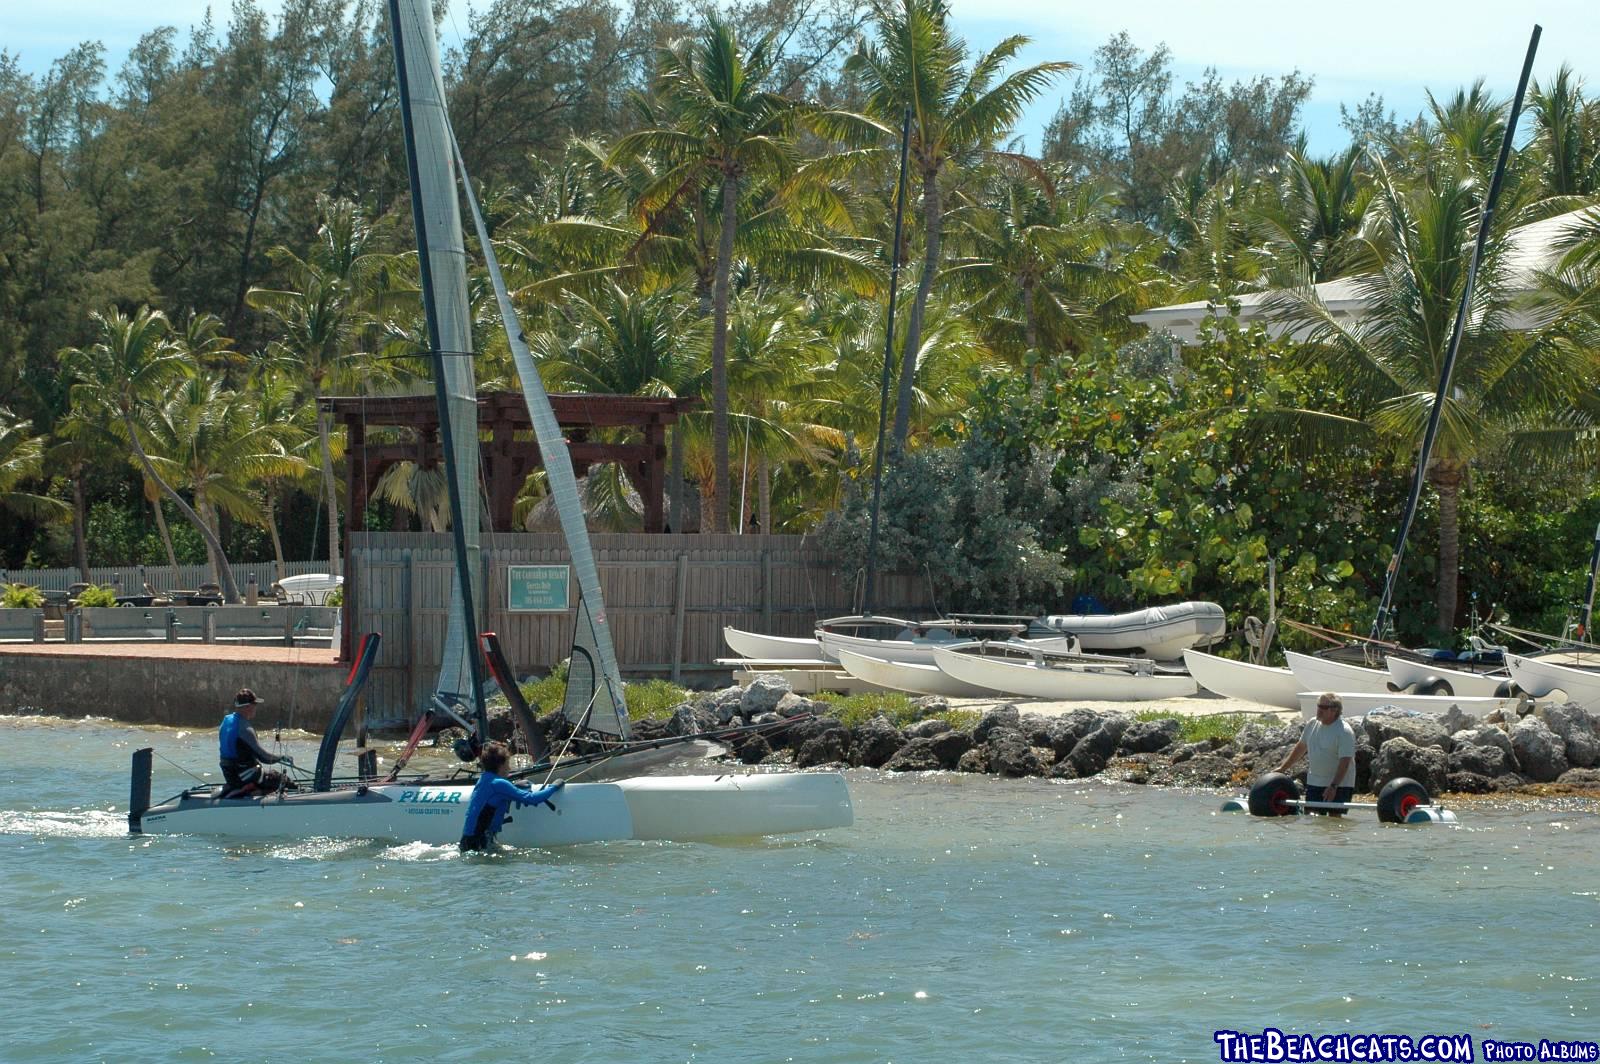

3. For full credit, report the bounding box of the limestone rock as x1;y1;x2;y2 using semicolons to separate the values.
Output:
1067;717;1129;777
739;675;791;718
848;714;905;769
1363;709;1453;753
1370;736;1449;796
1534;703;1600;769
1445;771;1495;794
1510;716;1569;783
972;704;1022;744
929;729;973;769
1554;766;1600;788
883;737;944;772
904;718;953;740
1118;717;1181;755
1449;741;1515;778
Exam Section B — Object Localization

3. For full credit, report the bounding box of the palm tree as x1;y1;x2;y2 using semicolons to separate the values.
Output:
948;168;1163;360
532;283;709;529
1251;147;1375;284
0;410;69;525
142;373;304;584
1528;66;1600;198
1264;160;1593;635
843;0;1072;450
59;306;244;602
611;17;799;532
247;196;385;574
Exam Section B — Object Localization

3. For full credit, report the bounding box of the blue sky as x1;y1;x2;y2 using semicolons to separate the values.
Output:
6;1;1596;154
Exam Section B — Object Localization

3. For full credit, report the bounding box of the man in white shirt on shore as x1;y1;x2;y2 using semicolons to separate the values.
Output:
1274;692;1357;815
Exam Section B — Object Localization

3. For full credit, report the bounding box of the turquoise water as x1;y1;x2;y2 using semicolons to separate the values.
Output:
1;714;1596;1063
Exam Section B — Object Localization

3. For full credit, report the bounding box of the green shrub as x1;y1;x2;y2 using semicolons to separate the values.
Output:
811;690;978;731
1132;709;1250;744
516;661;687;723
74;584;119;607
625;679;689;721
1;583;43;609
326;586;344;607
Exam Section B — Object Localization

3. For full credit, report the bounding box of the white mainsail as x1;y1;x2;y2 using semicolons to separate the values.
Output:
391;0;482;708
451;130;631;739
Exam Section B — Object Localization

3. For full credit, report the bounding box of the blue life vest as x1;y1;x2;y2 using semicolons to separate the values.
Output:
219;711;243;760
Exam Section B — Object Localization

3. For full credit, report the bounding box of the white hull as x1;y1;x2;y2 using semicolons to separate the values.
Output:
933;645;1196;701
836;649;997;698
723;627;822;661
1284;650;1393;694
817;629;958;665
1384;656;1509;697
1295;691;1516;720
1506;653;1600;711
138;772;852;845
1181;650;1300;709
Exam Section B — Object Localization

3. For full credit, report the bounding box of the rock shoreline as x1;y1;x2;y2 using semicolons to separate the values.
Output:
619;674;1600;798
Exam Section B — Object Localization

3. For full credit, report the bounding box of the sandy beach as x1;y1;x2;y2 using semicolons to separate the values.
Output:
940;689;1299;721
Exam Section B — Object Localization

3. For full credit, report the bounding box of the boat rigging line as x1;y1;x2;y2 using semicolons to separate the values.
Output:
861;106;913;618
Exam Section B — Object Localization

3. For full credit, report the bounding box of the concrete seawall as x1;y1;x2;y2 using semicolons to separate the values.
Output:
0;644;348;732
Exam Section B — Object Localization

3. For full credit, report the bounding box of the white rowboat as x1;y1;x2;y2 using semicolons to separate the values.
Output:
723;626;822;661
1506;653;1600;712
932;644;1196;701
1384;656;1510;697
1284;650;1393;695
1181;650;1301;710
836;649;997;697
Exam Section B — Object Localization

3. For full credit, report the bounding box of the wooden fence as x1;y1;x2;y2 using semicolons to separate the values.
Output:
348;531;936;718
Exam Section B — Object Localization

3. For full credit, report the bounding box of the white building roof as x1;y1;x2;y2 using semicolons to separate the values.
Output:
1132;208;1596;343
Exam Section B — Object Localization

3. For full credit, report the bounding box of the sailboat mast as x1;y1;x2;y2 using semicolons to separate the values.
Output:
1369;24;1540;642
388;0;488;733
862;107;913;617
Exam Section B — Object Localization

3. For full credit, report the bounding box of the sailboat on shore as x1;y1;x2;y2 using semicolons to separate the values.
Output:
126;0;851;846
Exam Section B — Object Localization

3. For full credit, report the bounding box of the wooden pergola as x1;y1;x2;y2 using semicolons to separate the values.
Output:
320;392;696;535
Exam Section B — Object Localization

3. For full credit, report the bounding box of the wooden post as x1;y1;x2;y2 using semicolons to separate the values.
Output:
202;611;217;644
761;547;773;634
31;612;44;643
406;550;420;714
671;552;688;685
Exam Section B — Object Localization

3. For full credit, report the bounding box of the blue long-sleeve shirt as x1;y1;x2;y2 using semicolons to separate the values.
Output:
219;712;281;766
462;772;559;841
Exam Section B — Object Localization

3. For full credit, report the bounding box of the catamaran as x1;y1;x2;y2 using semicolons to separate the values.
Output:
127;0;851;846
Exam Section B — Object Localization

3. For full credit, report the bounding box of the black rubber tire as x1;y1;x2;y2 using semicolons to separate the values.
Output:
1494;680;1523;699
1417;678;1453;697
1376;777;1430;823
1247;773;1300;817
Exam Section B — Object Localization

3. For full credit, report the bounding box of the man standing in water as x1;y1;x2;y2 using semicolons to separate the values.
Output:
460;741;565;852
1274;692;1357;815
218;688;292;798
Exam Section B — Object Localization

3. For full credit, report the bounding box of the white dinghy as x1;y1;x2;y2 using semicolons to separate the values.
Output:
836;649;997;698
128;0;850;848
1034;601;1225;661
933;644;1196;701
1284;650;1393;694
1384;655;1510;697
1181;649;1301;710
1506;653;1600;712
